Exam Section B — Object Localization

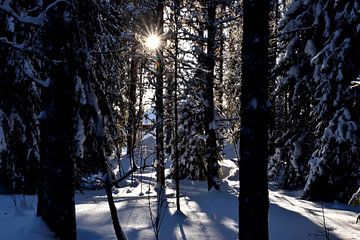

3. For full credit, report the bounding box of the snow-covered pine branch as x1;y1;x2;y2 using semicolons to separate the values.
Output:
348;187;360;205
0;0;70;26
22;60;51;88
0;37;26;50
351;75;360;88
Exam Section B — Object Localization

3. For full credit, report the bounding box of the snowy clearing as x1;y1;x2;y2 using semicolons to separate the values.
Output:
1;162;359;240
1;136;359;240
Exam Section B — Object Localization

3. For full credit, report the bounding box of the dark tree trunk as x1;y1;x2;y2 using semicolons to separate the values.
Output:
204;0;219;190
173;0;181;211
99;141;127;240
155;0;165;188
127;54;138;169
37;1;77;239
164;78;174;157
104;183;127;240
239;0;270;239
216;5;225;114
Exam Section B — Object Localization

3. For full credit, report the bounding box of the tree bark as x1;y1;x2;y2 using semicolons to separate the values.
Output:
105;183;127;240
155;0;165;188
101;152;128;240
127;53;138;170
174;0;181;211
239;0;270;239
204;0;219;190
37;1;77;239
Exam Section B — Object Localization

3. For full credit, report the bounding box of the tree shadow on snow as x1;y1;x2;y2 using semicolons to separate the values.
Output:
269;203;343;240
77;228;107;240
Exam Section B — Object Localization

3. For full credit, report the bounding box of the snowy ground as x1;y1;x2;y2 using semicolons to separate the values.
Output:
1;134;359;239
0;195;54;240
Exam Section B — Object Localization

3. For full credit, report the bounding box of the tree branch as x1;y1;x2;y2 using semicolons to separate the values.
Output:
0;37;26;50
0;0;70;26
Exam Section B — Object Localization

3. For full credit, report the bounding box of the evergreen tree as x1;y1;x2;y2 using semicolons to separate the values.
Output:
221;0;242;151
301;0;360;201
73;0;128;179
0;0;42;194
170;0;210;181
272;0;360;201
174;0;227;189
269;0;318;190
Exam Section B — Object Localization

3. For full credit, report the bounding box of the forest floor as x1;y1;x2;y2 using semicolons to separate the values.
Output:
0;133;359;239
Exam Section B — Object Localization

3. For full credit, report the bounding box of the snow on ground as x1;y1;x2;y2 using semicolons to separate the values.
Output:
0;195;54;240
2;178;359;240
1;135;359;239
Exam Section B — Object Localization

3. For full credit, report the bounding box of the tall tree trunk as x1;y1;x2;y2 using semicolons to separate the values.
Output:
127;53;138;169
155;0;165;188
204;0;219;190
37;1;77;239
217;5;225;114
239;0;270;239
173;0;181;211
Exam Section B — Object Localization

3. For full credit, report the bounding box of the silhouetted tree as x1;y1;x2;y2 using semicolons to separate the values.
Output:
239;0;270;239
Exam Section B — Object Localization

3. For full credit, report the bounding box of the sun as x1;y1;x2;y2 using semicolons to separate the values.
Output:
145;33;161;50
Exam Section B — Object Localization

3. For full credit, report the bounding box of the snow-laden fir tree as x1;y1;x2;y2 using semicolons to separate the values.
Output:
171;0;210;181
72;0;130;178
172;0;224;188
272;0;360;201
221;1;242;147
177;81;209;180
268;0;317;189
302;0;360;201
0;0;41;194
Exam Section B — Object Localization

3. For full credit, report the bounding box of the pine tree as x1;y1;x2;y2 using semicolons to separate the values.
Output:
176;0;210;181
301;0;360;201
0;0;41;194
173;0;227;189
222;1;242;148
269;0;318;190
272;0;360;201
73;0;133;180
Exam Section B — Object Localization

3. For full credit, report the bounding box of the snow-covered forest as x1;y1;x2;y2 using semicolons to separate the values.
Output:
0;0;359;239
